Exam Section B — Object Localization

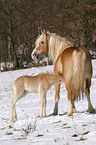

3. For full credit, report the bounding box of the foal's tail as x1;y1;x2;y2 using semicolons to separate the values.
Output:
71;49;86;101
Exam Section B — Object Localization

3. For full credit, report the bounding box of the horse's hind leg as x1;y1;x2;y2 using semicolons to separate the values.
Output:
67;99;73;117
53;84;60;115
85;78;95;113
67;88;75;116
10;91;28;123
72;102;76;113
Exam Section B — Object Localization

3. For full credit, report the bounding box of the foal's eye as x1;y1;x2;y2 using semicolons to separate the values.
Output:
41;42;44;44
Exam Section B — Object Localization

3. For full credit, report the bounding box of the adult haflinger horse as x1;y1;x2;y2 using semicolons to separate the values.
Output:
54;47;95;116
31;30;95;116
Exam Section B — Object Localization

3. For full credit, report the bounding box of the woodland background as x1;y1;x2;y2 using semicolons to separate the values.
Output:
0;0;96;69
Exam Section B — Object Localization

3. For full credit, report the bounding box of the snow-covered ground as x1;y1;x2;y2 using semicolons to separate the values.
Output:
0;60;96;145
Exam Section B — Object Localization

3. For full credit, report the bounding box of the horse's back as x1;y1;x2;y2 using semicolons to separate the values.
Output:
60;47;85;79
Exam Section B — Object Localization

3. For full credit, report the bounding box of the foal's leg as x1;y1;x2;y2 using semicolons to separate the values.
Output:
43;92;47;117
10;96;17;123
10;91;28;123
53;84;60;115
39;90;45;118
85;79;95;113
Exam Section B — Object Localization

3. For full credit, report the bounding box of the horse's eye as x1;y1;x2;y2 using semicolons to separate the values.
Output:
41;42;44;44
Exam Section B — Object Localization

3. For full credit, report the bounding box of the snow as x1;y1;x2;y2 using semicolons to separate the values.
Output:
0;60;96;145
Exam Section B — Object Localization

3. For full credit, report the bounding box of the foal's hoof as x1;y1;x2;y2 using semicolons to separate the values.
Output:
67;113;73;117
10;120;14;123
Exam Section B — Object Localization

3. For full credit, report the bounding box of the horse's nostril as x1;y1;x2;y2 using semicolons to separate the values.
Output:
36;54;39;59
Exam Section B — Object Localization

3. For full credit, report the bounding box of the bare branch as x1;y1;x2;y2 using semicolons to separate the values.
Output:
0;7;9;16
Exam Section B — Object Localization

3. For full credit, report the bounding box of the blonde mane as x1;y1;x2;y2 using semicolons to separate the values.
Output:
35;31;73;63
48;33;73;63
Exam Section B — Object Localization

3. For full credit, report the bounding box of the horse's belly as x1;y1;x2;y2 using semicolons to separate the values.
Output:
25;86;38;93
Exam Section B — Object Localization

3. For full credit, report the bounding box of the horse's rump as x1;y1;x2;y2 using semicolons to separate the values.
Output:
60;47;86;101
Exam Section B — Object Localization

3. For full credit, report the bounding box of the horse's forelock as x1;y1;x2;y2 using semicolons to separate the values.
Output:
35;34;42;46
35;32;47;46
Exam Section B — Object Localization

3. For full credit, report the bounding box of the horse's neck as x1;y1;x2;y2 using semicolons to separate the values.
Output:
48;33;72;63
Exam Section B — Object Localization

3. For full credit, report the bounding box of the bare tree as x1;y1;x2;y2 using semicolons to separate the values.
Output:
0;0;44;68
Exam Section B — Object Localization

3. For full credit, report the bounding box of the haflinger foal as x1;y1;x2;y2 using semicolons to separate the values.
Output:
10;73;63;123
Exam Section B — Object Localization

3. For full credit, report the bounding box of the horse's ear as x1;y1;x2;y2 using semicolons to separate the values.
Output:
43;29;46;33
41;30;43;34
41;29;45;34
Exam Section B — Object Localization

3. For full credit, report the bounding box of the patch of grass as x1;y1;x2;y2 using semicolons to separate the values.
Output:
8;125;13;129
14;129;21;131
6;132;13;135
72;134;78;137
22;121;37;135
1;127;6;130
82;131;90;135
16;136;27;140
63;123;68;126
82;124;87;126
63;126;71;129
53;120;62;124
76;136;86;141
36;134;44;137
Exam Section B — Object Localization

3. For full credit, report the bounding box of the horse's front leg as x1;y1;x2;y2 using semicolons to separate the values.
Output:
53;84;60;115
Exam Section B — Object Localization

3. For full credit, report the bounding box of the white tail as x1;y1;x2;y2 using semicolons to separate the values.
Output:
71;49;86;100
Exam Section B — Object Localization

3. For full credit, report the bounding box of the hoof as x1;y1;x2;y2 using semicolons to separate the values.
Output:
67;113;73;117
88;108;96;113
10;120;14;123
73;108;76;113
52;112;58;116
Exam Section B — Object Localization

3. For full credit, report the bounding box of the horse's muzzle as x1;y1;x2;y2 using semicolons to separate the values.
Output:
31;51;39;60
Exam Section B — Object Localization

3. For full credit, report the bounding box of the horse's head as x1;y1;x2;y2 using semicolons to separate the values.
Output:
31;30;48;60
